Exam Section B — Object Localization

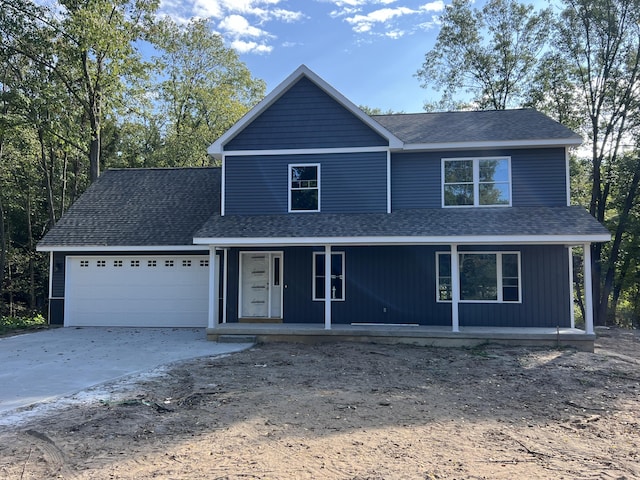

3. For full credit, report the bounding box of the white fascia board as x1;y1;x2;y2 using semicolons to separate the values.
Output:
223;146;391;157
193;233;611;247
36;245;208;252
402;138;583;152
207;65;403;157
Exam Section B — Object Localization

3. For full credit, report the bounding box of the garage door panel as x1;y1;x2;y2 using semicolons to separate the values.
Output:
65;256;210;327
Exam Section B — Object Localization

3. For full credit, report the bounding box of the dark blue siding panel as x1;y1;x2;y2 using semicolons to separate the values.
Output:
226;245;571;328
458;245;570;327
511;148;567;206
225;77;388;150
225;152;388;215
52;252;66;297
391;148;568;210
391;152;441;209
49;299;64;325
333;246;451;325
225;247;323;323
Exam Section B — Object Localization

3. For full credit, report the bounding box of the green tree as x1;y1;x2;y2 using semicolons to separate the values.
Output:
554;0;640;324
150;18;265;166
416;0;551;110
0;0;159;182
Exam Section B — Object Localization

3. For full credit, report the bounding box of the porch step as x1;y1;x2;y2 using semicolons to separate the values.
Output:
216;334;257;344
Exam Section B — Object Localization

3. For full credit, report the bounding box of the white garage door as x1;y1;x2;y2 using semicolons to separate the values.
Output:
65;255;210;327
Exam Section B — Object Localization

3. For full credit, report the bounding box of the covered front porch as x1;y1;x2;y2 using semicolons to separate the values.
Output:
206;322;596;352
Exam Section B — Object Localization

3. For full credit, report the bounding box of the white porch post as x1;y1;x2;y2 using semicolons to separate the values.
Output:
222;248;228;324
324;245;332;330
584;243;594;335
451;244;460;332
208;247;219;329
568;246;575;329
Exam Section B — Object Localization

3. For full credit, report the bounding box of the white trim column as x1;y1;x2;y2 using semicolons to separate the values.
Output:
208;247;219;329
451;244;460;332
568;246;575;329
583;243;594;335
324;245;332;330
222;248;228;324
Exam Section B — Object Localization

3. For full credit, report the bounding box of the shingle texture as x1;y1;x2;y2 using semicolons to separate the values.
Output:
39;167;607;248
372;109;582;145
195;206;609;240
38;168;220;247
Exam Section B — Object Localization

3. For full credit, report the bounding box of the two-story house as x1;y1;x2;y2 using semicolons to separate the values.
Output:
37;65;610;350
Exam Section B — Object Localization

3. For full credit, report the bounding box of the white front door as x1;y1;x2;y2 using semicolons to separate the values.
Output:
240;252;283;318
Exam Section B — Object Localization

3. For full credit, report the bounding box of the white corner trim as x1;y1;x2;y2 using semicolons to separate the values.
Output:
565;148;571;206
221;154;226;216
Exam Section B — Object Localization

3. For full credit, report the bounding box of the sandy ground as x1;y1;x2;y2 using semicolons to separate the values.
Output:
0;328;638;480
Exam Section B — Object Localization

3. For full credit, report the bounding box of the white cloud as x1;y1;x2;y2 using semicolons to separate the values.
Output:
191;0;223;18
331;1;445;37
157;0;305;55
219;14;267;37
345;6;415;31
231;39;273;54
420;1;445;13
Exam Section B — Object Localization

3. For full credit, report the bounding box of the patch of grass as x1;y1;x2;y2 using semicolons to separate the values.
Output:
0;314;48;336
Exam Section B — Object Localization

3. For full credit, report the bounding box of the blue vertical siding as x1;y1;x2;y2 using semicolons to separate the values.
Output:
224;152;388;215
391;148;568;209
226;244;571;328
52;252;66;298
457;245;570;327
225;77;388;150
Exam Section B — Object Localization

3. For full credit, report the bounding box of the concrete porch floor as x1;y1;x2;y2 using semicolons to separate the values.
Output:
207;323;595;352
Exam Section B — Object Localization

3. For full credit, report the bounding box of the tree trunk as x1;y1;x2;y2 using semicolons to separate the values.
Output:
26;188;35;309
38;129;56;228
0;184;6;318
599;157;640;325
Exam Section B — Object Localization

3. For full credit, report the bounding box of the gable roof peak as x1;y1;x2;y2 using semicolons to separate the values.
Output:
207;64;403;157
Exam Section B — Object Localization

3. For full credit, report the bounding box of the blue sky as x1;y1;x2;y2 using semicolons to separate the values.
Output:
158;0;448;113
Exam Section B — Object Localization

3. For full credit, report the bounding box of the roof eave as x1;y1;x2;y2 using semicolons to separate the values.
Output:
36;245;208;252
193;233;611;247
401;137;583;152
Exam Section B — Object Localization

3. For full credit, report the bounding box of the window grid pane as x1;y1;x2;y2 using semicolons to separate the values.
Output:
444;158;510;207
313;253;344;301
437;252;520;303
290;165;319;211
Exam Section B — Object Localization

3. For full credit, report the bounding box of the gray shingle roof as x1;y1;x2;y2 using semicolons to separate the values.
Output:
194;206;609;242
372;109;581;145
38;168;220;248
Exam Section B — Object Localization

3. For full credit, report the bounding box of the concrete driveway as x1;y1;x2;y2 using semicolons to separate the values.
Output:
0;327;252;415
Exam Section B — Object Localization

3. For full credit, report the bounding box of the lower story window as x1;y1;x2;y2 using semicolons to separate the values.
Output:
313;252;345;301
437;251;521;303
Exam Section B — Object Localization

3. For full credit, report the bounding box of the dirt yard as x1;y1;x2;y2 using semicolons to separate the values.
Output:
0;329;638;480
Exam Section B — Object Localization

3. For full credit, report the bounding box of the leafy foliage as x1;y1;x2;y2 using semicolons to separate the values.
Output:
417;0;551;110
0;1;265;320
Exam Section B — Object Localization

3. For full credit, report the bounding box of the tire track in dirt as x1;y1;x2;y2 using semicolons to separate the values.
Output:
24;429;80;480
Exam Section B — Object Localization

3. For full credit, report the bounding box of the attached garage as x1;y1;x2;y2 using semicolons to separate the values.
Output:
64;255;210;327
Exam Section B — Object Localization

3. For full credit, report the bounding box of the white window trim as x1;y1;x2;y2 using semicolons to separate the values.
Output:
441;156;512;208
312;251;345;301
288;163;320;213
436;251;522;303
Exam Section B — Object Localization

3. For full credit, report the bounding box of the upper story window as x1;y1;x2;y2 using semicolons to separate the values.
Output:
443;157;511;207
289;164;320;212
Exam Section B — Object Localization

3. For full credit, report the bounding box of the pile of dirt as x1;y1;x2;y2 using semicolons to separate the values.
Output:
1;328;638;479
